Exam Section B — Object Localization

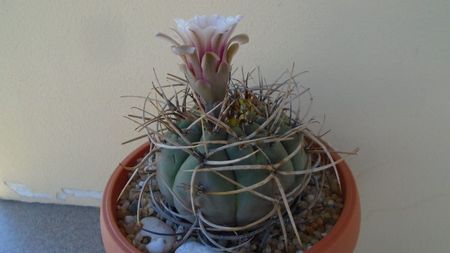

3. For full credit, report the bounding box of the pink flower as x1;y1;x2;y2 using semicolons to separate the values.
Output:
157;15;249;107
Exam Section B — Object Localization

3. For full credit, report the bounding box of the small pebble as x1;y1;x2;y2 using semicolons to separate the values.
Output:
277;242;284;250
316;218;324;226
128;190;140;200
121;200;130;209
330;182;340;194
175;241;219;253
138;181;146;188
135;217;175;253
128;199;138;214
124;215;135;225
264;247;272;253
126;234;134;241
146;237;166;253
287;244;296;253
306;194;315;203
117;207;127;219
140;236;151;244
313;231;321;238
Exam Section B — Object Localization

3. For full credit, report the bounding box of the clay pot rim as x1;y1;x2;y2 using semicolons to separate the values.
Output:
100;142;359;252
101;143;151;253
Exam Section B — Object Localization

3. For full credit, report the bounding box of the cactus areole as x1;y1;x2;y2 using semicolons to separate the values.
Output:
153;15;312;228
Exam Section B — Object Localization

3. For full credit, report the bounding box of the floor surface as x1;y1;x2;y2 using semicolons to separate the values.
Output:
0;200;104;253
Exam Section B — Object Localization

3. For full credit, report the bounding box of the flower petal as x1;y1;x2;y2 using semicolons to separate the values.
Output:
211;32;224;54
170;28;190;45
226;43;240;63
213;62;230;101
171;45;196;55
179;64;196;84
201;52;220;81
174;18;189;32
187;28;205;59
192;79;215;104
155;32;180;46
172;46;202;77
185;53;203;78
216;62;230;89
228;33;249;45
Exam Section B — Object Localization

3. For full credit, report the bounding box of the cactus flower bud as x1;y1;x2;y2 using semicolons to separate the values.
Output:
157;15;249;109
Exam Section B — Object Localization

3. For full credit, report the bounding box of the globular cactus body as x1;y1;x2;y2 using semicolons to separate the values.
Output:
156;118;310;226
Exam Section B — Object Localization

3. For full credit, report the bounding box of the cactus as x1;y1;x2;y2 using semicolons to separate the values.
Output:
156;115;310;226
121;15;344;251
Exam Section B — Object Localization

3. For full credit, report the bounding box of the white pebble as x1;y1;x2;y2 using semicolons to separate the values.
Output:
146;238;166;253
135;217;175;253
146;204;155;215
124;215;135;224
175;241;219;253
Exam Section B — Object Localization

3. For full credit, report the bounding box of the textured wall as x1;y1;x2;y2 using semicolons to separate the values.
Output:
1;1;449;252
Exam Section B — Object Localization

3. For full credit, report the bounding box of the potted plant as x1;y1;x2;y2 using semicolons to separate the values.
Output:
100;15;360;253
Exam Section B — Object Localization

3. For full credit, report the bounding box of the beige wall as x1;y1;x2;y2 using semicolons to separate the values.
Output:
1;0;449;251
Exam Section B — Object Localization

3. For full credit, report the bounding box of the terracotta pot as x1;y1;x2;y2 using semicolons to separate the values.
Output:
100;142;360;253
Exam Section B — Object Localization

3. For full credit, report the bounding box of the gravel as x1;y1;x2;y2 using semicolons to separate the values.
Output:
116;159;343;253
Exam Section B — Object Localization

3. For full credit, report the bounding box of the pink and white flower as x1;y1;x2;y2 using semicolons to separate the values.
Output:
157;15;249;107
